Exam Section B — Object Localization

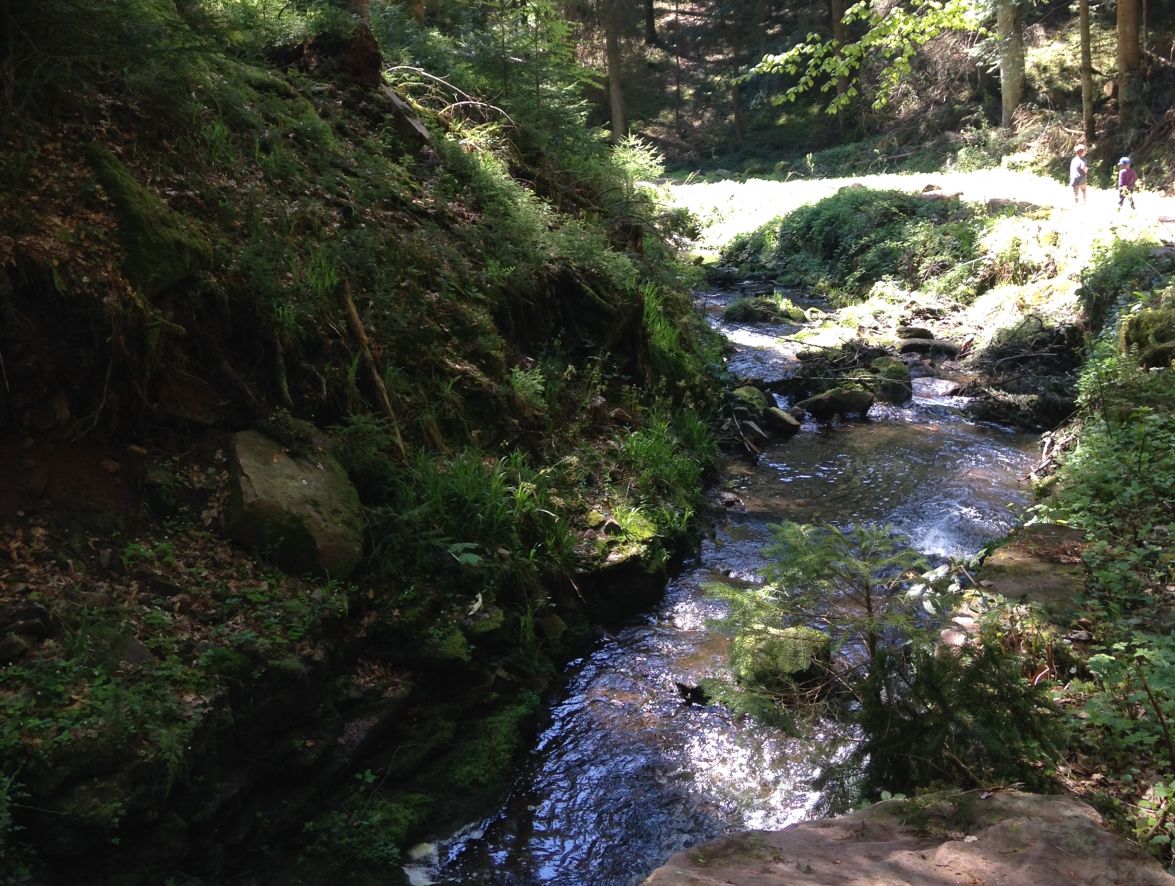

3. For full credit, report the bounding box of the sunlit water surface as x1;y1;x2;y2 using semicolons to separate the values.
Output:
405;293;1038;886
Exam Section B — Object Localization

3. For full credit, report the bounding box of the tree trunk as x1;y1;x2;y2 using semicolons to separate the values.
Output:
1118;0;1142;129
996;0;1025;130
604;0;626;143
831;0;847;96
673;0;683;134
1080;0;1094;142
731;0;744;143
831;0;848;134
644;0;658;45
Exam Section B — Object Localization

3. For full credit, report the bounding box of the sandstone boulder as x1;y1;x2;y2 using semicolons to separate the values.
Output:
227;430;364;578
644;791;1175;886
796;387;874;420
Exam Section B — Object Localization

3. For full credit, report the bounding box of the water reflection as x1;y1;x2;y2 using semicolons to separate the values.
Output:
413;304;1037;886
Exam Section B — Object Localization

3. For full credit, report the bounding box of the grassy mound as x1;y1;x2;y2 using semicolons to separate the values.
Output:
720;187;985;302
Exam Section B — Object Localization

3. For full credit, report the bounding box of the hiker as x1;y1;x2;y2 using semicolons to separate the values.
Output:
1117;156;1138;210
1069;144;1088;205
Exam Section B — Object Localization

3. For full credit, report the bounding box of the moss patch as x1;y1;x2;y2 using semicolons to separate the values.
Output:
85;144;211;297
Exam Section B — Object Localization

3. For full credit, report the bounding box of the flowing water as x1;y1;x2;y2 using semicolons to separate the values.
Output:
405;290;1039;886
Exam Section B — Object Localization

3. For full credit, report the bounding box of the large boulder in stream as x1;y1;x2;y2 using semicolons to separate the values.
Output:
643;791;1175;886
227;430;364;578
869;356;913;404
898;337;961;357
795;386;874;420
730;386;798;441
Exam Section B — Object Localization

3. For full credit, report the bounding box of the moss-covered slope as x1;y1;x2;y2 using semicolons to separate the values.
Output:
0;4;721;883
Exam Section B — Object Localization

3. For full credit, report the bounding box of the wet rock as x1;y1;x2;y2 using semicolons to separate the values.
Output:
674;682;711;705
795;387;874;420
761;406;801;436
644;791;1175;886
898;337;961;357
717;491;743;509
869;357;913;404
731;386;772;411
897;326;935;339
226;430;364;578
976;523;1087;622
912;377;961;398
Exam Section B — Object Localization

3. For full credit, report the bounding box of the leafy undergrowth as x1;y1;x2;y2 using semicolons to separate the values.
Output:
0;1;724;881
721;187;986;302
1028;277;1175;864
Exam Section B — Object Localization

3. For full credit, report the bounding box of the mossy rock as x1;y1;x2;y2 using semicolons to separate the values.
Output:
723;296;806;324
732;626;830;688
897;338;960;357
226;430;364;578
796;386;874;420
419;623;472;666
86;144;212;297
438;692;541;793
1121;305;1175;366
1140;341;1175;369
732;386;773;411
897;326;934;339
869;357;913;404
762;406;801;436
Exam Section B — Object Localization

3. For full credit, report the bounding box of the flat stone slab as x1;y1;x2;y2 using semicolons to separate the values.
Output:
977;523;1086;620
643;791;1175;886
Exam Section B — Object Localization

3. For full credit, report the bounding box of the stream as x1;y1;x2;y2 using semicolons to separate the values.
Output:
405;289;1040;886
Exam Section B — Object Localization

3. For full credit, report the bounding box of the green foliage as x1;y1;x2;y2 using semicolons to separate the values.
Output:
1;0;205;121
714;521;1061;795
363;449;576;595
1081;636;1175;766
1044;323;1175;622
0;770;30;877
722;189;985;303
304;790;434;869
439;692;541;792
86;144;213;298
1079;238;1171;332
859;636;1064;793
722;293;807;324
761;522;928;658
753;0;981;114
1138;779;1175;864
619;405;716;534
1035;264;1175;857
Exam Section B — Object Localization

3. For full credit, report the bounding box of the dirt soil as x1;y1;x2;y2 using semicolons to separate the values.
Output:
643;790;1175;886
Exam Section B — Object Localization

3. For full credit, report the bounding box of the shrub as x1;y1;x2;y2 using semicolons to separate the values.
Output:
712;521;1062;794
720;188;986;302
